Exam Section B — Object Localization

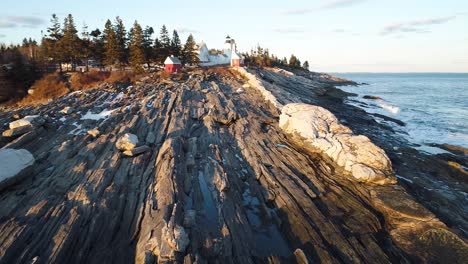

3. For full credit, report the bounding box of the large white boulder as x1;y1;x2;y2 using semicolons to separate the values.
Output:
0;149;35;191
279;103;395;184
9;115;39;129
116;133;139;151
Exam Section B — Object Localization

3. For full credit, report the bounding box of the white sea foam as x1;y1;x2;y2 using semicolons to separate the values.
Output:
378;103;400;114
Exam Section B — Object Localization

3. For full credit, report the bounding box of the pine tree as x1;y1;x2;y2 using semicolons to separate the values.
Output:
182;34;199;65
81;23;92;71
90;28;104;68
60;14;79;71
142;26;154;68
47;14;62;40
46;14;63;71
170;30;182;57
129;21;144;73
153;37;163;64
103;19;119;71
302;61;309;71
114;16;127;67
289;54;301;68
159;25;171;60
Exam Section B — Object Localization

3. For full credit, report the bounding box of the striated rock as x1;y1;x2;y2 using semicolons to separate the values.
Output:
279;103;395;184
183;210;196;228
234;67;283;109
87;129;100;137
162;224;190;253
0;68;464;264
0;149;35;191
9;115;39;129
2;125;33;137
145;131;156;144
122;145;150;157
294;248;309;264
115;133;138;151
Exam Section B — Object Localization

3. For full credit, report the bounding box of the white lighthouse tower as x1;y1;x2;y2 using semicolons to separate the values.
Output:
224;35;236;54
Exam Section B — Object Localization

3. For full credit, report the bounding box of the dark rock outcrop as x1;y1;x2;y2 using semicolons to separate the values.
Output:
0;67;465;264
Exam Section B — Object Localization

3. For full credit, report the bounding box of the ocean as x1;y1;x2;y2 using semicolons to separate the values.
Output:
333;73;468;152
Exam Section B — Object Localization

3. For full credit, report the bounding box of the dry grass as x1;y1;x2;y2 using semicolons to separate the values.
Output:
69;71;110;90
17;70;144;106
18;73;69;105
159;71;171;80
106;71;139;84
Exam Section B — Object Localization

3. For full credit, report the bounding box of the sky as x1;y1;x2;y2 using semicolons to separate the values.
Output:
1;0;468;72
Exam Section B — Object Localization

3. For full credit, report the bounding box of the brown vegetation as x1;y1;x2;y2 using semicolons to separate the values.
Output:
106;71;140;84
18;73;69;105
17;70;143;106
69;71;110;90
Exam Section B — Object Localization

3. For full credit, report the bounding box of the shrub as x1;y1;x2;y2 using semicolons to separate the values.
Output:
106;71;138;84
18;73;69;105
70;71;110;90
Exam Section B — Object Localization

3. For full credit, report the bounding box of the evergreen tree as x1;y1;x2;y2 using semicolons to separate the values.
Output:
129;21;144;73
114;16;127;67
182;34;199;65
103;19;119;70
159;25;171;60
289;54;301;68
170;30;182;57
142;26;154;68
46;14;63;71
302;61;309;71
47;14;62;40
153;37;163;64
60;14;79;71
81;23;92;71
90;28;104;68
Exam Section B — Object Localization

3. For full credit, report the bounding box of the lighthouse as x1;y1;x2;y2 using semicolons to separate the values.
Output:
224;35;236;54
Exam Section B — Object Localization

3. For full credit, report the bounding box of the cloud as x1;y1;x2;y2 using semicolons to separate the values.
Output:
274;28;307;34
381;16;456;35
0;21;17;28
0;34;6;38
176;27;200;34
321;0;365;9
0;15;46;29
452;59;468;64
283;0;364;15
332;28;346;33
282;8;315;15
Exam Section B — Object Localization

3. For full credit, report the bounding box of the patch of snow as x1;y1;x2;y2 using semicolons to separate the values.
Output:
81;109;118;121
69;122;84;135
396;175;414;184
112;92;124;103
68;90;83;96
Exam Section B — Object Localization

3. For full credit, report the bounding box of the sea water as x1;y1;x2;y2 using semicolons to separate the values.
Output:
333;73;468;152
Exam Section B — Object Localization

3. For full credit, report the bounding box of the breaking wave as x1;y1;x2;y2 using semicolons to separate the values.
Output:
378;103;400;114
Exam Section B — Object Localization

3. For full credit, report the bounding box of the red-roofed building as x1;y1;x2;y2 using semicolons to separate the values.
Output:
164;56;182;73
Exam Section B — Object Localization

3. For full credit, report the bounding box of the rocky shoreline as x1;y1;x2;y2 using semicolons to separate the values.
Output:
0;67;466;263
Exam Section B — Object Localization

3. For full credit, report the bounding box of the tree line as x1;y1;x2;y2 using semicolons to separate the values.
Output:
243;45;309;70
37;14;199;73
